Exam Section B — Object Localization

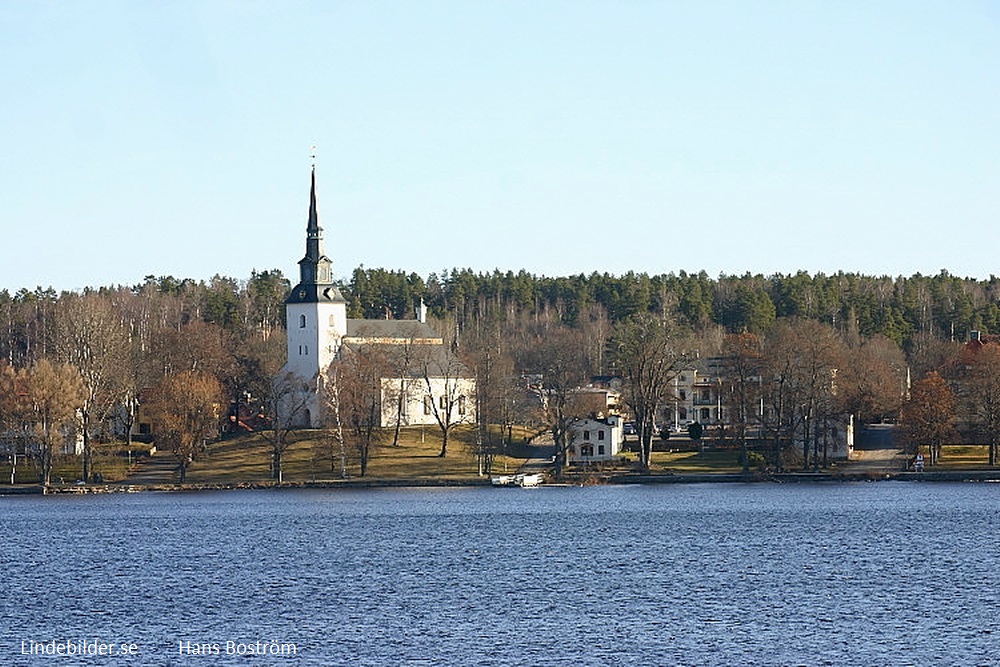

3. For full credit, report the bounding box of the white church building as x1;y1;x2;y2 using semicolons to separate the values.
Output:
277;166;475;429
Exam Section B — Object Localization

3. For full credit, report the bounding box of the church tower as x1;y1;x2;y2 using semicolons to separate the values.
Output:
282;165;347;426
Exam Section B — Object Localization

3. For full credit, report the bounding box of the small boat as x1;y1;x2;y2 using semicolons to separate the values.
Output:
517;473;544;487
491;473;544;488
490;474;517;487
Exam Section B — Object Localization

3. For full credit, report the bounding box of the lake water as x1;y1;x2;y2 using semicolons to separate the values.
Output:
1;482;998;666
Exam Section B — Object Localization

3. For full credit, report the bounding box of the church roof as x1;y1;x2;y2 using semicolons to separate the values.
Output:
340;339;474;379
345;319;441;342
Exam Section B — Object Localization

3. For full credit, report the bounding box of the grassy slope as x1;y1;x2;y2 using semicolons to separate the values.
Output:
183;425;529;485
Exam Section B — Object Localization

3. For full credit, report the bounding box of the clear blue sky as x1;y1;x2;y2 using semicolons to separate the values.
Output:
2;1;998;292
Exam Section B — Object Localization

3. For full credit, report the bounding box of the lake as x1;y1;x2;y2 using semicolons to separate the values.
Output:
1;482;998;666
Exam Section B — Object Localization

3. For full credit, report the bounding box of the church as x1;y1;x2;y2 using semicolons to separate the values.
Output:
278;166;475;430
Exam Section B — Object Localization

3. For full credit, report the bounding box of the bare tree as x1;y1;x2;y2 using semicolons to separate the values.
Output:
900;371;956;466
147;371;222;483
721;332;764;474
328;344;387;476
384;329;421;448
957;343;1000;466
609;314;688;470
416;345;475;458
54;292;129;482
262;371;313;482
321;362;348;478
461;317;519;475
521;324;592;475
20;359;87;486
0;362;26;482
839;335;907;425
761;319;845;470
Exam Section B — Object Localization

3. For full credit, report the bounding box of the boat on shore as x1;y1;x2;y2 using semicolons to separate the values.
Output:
490;472;544;488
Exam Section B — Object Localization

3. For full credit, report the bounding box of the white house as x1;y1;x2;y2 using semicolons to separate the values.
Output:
377;343;476;429
567;415;624;464
277;166;475;429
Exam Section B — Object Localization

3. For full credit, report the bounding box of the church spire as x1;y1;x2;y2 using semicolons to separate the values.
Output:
298;163;332;286
287;160;344;305
304;164;324;264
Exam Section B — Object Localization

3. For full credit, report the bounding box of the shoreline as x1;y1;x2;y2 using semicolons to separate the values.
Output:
4;468;1000;495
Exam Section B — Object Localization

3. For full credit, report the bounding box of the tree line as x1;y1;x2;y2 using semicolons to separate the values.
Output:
2;265;998;483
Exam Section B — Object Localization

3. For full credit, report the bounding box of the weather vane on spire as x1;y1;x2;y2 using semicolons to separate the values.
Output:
310;145;317;169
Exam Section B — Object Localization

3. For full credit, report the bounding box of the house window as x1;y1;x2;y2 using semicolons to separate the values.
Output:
700;407;710;420
598;430;605;441
679;390;687;400
424;396;433;415
701;389;710;401
299;314;306;328
598;445;605;455
581;444;594;457
583;431;590;441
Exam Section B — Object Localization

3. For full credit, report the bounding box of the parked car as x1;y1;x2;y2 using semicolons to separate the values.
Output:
623;422;636;436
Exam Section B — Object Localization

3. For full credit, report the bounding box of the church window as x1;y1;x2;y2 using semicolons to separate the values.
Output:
439;396;447;410
329;315;336;327
424;396;433;415
458;396;467;416
299;314;306;328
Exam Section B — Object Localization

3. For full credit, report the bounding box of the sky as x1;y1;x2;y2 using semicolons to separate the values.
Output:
2;1;999;293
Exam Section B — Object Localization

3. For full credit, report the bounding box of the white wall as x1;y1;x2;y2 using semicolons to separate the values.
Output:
380;376;476;428
568;416;623;463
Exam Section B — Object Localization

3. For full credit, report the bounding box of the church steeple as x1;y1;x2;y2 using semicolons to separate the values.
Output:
300;165;332;285
287;164;345;305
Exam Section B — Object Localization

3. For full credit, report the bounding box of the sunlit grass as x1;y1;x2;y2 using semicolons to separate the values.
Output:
0;442;144;484
183;425;533;484
647;449;745;474
936;445;992;469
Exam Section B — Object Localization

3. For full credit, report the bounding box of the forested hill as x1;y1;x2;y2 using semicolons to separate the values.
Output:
345;268;999;347
4;267;999;353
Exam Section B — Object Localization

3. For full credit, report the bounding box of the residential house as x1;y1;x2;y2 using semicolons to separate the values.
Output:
568;415;624;464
